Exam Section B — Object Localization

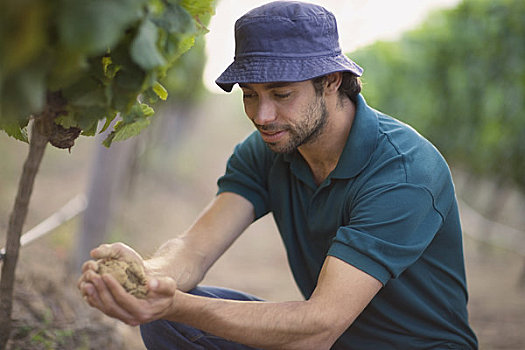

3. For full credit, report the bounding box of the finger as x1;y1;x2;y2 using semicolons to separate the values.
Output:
77;275;87;291
77;273;106;313
101;274;174;324
99;273;142;324
136;277;177;322
92;272;138;323
77;260;99;290
101;273;144;308
81;270;141;325
81;281;104;309
81;260;98;273
79;280;95;298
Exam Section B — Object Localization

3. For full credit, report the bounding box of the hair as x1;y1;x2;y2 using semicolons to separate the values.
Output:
312;72;362;104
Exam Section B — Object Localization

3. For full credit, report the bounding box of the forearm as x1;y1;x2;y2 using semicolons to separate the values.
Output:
145;193;255;292
157;256;381;349
167;291;338;350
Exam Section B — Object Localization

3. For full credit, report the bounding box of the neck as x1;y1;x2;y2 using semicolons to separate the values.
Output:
298;96;355;185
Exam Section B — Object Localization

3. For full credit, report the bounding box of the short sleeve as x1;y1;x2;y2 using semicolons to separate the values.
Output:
217;132;272;220
328;183;444;285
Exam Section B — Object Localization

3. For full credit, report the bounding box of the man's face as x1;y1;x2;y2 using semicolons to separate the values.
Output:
240;80;328;154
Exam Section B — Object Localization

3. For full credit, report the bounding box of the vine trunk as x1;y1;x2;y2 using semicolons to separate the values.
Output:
0;120;49;348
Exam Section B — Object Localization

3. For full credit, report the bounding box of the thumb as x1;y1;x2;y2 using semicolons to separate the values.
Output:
148;276;177;296
91;243;141;263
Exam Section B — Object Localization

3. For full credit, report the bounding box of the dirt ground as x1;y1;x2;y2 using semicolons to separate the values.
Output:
1;92;524;349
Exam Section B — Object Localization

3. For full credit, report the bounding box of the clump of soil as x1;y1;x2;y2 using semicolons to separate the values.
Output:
96;259;148;299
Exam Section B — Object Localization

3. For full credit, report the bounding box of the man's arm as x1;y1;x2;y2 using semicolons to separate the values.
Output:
144;191;255;291
166;256;382;350
78;191;255;311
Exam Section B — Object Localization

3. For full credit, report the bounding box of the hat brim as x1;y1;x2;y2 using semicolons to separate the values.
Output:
215;54;363;92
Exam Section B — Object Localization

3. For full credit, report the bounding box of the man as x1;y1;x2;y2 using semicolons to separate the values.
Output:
78;1;478;349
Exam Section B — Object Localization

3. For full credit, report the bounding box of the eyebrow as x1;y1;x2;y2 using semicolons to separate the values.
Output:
239;82;294;90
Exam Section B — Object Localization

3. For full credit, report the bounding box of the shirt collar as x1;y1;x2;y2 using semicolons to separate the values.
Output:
283;94;379;183
331;94;379;179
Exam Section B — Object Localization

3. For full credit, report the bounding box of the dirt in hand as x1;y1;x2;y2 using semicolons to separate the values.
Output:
96;259;148;299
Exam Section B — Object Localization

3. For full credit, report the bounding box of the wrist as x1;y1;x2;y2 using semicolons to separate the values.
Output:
168;289;190;322
144;257;168;277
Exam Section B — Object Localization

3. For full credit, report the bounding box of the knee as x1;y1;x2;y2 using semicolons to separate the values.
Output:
140;318;206;350
140;320;165;349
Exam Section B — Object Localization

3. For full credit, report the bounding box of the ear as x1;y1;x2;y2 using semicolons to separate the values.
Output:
324;72;343;95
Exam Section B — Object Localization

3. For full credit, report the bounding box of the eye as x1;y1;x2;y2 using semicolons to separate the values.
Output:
274;92;291;99
242;90;256;99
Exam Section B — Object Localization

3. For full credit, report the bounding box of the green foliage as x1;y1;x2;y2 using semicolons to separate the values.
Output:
352;0;525;192
0;0;216;146
161;34;209;102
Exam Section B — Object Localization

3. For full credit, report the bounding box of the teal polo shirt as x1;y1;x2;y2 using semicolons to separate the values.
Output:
217;94;477;349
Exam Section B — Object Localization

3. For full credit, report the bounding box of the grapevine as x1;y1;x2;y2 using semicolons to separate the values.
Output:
0;0;216;346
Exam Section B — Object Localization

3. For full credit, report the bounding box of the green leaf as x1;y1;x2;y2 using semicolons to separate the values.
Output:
103;118;150;147
0;121;29;143
81;120;99;136
113;118;151;142
57;0;147;55
102;102;154;146
74;106;111;130
152;81;168;100
140;103;155;117
177;35;196;57
153;2;195;35
47;50;88;91
180;0;216;18
1;61;48;121
130;19;167;70
100;112;118;133
111;47;147;112
62;76;108;108
121;102;154;123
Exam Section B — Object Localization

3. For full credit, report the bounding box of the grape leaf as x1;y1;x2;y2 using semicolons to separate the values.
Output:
0;121;28;143
102;102;154;147
180;0;216;18
153;2;195;35
62;76;108;108
81;121;99;137
130;19;167;70
113;118;151;142
100;112;119;134
57;0;147;55
1;60;49;122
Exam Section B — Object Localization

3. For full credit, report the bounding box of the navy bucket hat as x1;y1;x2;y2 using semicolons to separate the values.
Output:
215;1;363;92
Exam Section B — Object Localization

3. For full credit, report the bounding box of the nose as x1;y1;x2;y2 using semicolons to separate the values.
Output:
251;99;277;126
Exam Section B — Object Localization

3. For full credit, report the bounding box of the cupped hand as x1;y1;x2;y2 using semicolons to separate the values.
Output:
77;242;178;325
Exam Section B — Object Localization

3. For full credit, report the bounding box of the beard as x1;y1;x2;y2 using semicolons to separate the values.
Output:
256;95;328;154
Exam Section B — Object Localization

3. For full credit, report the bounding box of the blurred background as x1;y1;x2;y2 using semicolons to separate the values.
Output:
1;0;524;349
